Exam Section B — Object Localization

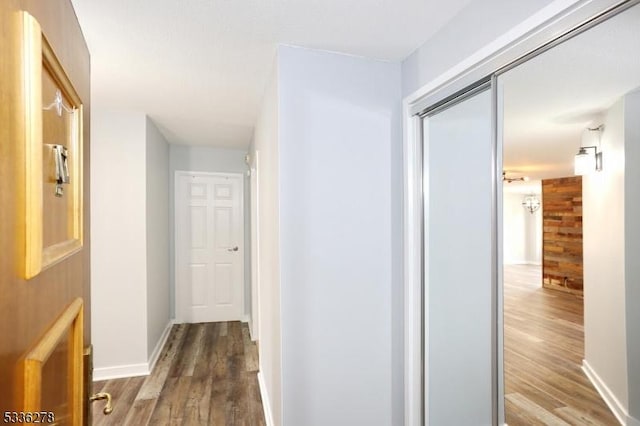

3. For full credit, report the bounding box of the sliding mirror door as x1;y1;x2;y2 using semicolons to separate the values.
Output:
422;83;498;425
499;3;640;424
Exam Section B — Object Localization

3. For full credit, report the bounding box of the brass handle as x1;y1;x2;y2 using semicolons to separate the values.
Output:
90;392;113;415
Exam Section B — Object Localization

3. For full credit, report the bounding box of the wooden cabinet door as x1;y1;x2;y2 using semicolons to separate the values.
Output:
0;1;91;424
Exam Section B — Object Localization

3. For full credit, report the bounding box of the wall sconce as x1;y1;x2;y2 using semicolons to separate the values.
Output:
574;125;603;175
522;195;541;214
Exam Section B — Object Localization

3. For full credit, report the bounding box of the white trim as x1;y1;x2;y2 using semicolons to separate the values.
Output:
148;320;174;373
249;151;261;342
406;0;621;112
582;360;628;425
174;170;246;324
496;78;506;426
248;321;255;342
406;0;579;104
93;320;175;382
403;1;625;424
93;363;149;382
241;313;257;341
404;113;424;426
257;371;274;426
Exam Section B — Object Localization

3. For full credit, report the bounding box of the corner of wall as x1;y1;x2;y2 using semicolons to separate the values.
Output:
583;97;629;415
253;51;283;426
582;360;629;425
624;89;640;421
91;109;149;376
144;118;171;361
257;371;275;426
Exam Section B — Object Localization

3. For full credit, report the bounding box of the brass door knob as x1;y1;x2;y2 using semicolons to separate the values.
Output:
90;392;113;415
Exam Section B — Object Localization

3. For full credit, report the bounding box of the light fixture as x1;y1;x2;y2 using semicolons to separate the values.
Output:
574;125;603;175
503;171;530;183
522;195;541;214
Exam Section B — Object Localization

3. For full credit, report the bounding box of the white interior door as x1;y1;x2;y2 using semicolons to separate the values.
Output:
176;172;244;323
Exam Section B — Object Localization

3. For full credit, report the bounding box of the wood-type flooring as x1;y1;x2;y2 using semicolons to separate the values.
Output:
504;264;618;425
91;268;619;425
91;321;264;426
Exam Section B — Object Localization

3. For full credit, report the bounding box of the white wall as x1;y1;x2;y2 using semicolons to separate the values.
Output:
624;90;640;422
525;200;542;265
251;59;282;426
583;89;640;425
91;109;149;374
504;193;527;264
503;187;542;265
277;45;401;426
92;110;172;379
583;98;629;416
146;117;171;357
168;145;251;319
389;47;405;426
401;0;556;97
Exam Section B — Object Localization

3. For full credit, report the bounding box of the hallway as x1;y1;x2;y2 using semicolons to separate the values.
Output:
504;265;617;425
92;322;265;425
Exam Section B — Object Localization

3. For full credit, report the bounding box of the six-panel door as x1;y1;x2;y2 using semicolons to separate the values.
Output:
176;173;244;323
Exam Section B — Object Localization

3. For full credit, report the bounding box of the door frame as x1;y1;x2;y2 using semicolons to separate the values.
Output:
249;152;261;341
420;79;500;426
402;0;636;424
174;170;245;324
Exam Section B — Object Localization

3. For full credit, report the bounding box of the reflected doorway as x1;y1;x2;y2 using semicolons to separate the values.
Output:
499;3;640;424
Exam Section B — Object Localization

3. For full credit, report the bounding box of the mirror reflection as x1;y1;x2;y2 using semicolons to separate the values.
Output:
500;4;640;424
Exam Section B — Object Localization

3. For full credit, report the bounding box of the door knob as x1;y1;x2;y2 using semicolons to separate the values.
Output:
227;246;239;252
90;392;113;415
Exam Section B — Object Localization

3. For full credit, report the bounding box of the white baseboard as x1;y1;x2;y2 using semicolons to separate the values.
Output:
93;363;149;381
248;321;256;342
242;314;251;323
257;371;274;426
148;320;175;372
582;360;627;425
244;314;258;341
94;320;174;382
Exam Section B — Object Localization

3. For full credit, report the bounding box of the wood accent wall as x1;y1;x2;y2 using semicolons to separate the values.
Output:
542;176;583;294
0;0;91;417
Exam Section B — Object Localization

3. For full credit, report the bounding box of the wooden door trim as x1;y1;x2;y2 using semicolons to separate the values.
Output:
22;297;84;425
22;12;84;280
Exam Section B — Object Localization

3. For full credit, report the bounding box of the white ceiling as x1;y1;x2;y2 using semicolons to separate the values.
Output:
502;4;640;180
71;0;472;148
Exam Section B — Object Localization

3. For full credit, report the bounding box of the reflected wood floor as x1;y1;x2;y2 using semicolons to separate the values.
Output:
92;321;265;426
504;265;618;425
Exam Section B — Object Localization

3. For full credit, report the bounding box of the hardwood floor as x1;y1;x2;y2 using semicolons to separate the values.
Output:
91;273;618;425
91;321;265;426
504;264;618;425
